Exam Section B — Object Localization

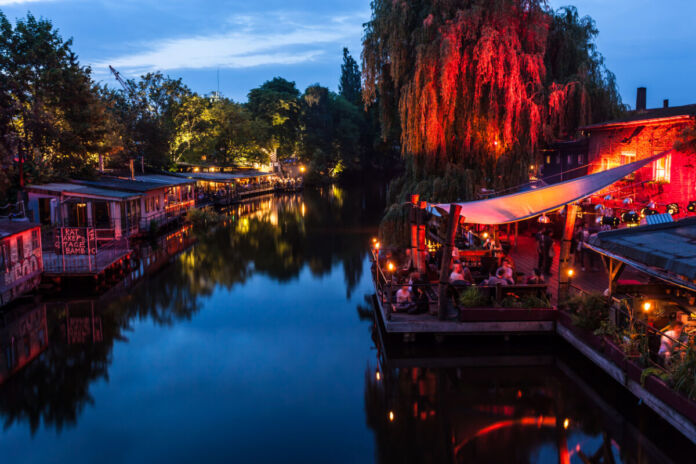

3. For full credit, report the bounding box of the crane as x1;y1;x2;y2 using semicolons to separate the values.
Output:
108;65;135;94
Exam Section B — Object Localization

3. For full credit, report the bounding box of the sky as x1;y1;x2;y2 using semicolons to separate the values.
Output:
0;0;694;108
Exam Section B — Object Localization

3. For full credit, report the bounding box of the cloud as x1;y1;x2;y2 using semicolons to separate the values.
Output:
0;0;49;4
92;11;365;75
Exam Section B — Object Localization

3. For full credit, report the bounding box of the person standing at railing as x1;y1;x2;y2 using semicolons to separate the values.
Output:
659;321;687;362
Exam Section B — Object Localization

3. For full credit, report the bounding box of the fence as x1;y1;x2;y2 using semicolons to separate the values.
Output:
42;228;130;274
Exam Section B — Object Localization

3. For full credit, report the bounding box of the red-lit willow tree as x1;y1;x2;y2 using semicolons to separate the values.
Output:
364;1;624;208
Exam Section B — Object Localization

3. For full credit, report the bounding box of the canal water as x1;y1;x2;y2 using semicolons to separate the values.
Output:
0;185;693;462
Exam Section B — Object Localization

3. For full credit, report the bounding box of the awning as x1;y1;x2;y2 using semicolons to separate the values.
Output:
585;217;696;292
430;150;670;225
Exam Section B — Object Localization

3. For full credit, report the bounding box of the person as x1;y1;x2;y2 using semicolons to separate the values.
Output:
401;249;413;273
409;275;429;315
496;258;515;284
483;268;509;286
537;229;553;275
449;263;465;283
395;284;415;312
659;321;686;361
527;268;545;284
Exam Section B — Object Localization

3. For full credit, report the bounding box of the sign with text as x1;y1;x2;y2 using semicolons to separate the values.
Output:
55;228;96;255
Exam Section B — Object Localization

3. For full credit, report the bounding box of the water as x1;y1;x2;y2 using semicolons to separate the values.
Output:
0;185;693;463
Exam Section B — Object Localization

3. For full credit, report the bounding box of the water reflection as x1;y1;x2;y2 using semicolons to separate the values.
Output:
0;184;386;436
366;330;694;463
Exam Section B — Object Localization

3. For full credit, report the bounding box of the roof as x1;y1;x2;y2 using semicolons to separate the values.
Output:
131;174;195;186
580;104;696;131
429;151;667;225
72;177;172;193
182;171;274;182
586;217;696;291
0;220;40;240
25;182;141;200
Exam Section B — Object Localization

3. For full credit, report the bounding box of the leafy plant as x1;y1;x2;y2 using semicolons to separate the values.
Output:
669;347;696;400
641;366;670;386
458;287;488;308
564;292;610;331
186;208;222;230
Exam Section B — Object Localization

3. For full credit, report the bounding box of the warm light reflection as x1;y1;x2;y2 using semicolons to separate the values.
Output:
567;269;574;278
643;301;652;312
387;261;395;272
388;411;395;422
375;371;381;381
563;418;570;429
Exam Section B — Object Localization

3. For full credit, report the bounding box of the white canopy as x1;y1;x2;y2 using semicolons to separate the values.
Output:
429;151;670;225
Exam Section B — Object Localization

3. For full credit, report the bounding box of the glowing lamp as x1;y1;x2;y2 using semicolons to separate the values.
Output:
372;237;378;244
667;203;680;215
688;201;696;213
538;214;551;224
643;301;652;312
567;269;574;278
376;371;381;381
374;242;380;250
388;411;395;422
387;261;395;272
299;165;306;173
482;232;489;239
563;418;570;430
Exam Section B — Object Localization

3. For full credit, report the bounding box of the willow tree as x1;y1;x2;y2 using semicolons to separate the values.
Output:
363;1;624;202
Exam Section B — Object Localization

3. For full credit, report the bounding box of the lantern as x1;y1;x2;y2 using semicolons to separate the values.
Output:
688;201;696;213
667;203;680;215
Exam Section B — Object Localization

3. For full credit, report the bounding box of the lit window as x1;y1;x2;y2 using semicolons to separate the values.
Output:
621;152;636;165
653;155;671;183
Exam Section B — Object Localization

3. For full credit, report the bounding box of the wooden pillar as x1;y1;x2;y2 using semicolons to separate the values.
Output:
558;204;579;303
417;201;427;274
409;195;419;270
438;205;462;320
602;256;625;296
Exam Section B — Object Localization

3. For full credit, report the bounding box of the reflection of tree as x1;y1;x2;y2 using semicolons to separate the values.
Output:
0;184;386;434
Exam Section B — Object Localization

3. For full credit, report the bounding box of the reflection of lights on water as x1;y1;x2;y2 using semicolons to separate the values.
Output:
301;203;305;217
375;371;381;381
563;418;570;429
388;411;395;422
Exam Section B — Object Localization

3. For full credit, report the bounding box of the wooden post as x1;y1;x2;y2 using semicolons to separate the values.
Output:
438;205;462;320
558;204;579;304
602;256;625;296
417;201;427;274
409;195;419;270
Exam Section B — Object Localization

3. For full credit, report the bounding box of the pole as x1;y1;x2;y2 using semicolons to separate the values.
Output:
417;200;427;274
558;204;579;303
409;195;419;271
438;205;462;320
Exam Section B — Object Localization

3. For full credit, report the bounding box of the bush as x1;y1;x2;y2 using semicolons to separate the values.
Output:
458;287;488;307
563;292;611;331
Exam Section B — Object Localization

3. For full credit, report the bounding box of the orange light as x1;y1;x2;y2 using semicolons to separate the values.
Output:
299;165;306;173
567;269;574;278
482;232;489;239
372;237;378;243
563;418;570;430
375;371;381;381
375;242;380;250
643;301;652;312
387;261;395;272
388;411;395;422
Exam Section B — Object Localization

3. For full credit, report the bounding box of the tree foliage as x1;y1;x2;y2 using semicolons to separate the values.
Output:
363;0;625;200
0;12;116;194
339;47;362;107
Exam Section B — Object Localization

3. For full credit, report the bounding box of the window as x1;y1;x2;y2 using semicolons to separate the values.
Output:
621;152;636;165
31;230;39;250
16;236;24;261
653;155;671;182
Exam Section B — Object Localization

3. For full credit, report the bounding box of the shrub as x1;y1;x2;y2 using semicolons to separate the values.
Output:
458;287;488;307
186;208;222;230
563;292;611;331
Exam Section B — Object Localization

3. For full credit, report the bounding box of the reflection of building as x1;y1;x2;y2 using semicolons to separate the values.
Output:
0;303;48;384
0;222;43;305
367;326;692;463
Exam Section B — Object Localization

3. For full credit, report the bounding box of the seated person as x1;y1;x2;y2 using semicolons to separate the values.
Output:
482;268;509;286
395;284;416;312
496;258;515;284
526;268;545;284
449;263;473;284
658;321;686;361
409;279;430;315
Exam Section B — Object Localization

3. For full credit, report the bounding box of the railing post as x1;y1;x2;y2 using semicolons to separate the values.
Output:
417;201;427;274
409;195;419;270
438;205;463;320
558;204;579;304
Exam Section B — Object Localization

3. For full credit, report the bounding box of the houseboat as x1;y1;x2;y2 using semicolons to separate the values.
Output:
0;221;43;306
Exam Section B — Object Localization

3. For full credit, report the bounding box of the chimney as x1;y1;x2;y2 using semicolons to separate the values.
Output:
636;87;647;111
663;99;669;108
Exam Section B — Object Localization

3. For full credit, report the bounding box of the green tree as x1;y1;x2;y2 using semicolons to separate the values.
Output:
0;12;116;193
339;47;362;107
247;77;300;162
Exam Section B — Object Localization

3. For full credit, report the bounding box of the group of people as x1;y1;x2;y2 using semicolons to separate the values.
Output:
448;254;545;288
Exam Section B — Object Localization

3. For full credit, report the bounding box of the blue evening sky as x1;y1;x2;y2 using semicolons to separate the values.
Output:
0;0;694;108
